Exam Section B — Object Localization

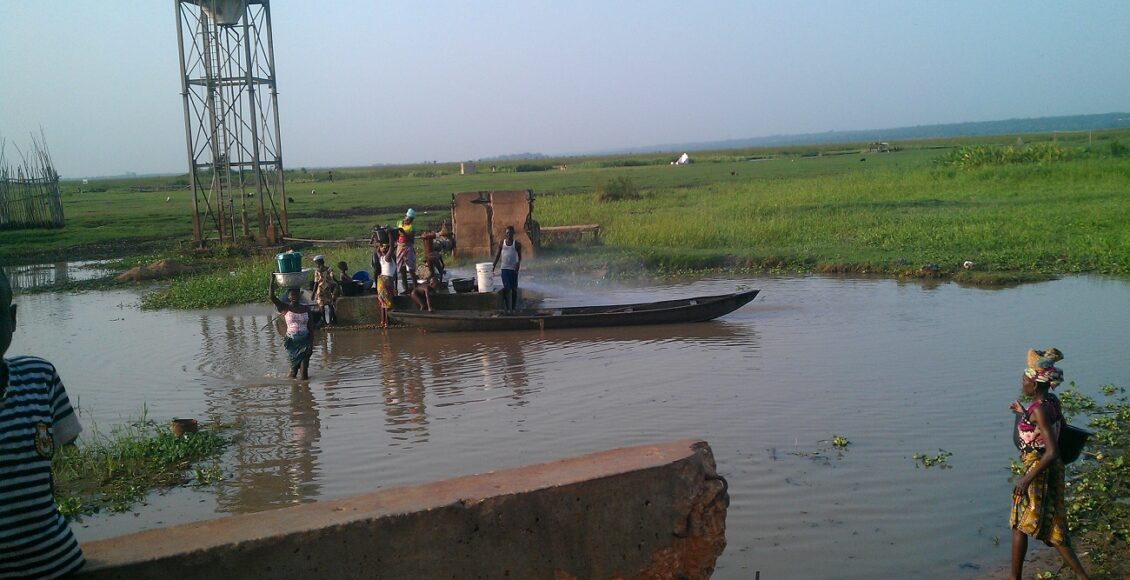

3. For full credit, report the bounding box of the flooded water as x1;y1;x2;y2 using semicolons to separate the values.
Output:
8;273;1130;578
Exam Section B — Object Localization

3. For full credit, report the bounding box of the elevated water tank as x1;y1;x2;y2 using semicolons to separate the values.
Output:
192;0;248;26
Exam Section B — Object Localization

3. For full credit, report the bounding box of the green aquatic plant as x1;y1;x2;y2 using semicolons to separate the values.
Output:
51;410;229;521
912;449;952;469
1053;384;1129;577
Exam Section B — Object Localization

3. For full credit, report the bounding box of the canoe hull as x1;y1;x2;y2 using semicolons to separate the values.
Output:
334;289;541;325
388;289;759;332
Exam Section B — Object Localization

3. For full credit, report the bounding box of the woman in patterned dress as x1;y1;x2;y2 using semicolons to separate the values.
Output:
1008;350;1088;579
375;242;396;328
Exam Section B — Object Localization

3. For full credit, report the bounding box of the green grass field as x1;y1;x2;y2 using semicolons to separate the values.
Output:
4;129;1129;302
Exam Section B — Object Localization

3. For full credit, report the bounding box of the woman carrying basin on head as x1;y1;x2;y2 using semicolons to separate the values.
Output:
375;240;397;328
396;209;418;293
269;276;316;380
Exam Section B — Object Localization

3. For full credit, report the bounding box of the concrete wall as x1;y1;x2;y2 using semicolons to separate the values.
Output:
78;439;728;579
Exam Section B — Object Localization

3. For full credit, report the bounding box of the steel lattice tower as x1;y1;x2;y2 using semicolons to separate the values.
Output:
175;0;288;247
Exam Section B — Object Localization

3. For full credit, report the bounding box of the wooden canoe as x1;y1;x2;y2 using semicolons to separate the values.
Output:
387;289;759;332
332;289;542;325
273;288;544;334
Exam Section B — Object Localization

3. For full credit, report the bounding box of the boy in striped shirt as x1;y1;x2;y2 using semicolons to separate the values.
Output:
0;270;85;578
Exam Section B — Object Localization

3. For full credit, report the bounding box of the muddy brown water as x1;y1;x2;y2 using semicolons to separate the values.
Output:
8;270;1130;578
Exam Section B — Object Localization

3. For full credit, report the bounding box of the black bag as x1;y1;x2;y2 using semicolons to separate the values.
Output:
1012;411;1091;464
1058;423;1091;464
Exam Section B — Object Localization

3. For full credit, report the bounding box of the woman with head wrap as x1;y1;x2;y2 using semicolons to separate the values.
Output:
1007;348;1088;579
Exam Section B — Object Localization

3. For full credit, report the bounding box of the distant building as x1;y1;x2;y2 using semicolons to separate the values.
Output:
460;162;476;175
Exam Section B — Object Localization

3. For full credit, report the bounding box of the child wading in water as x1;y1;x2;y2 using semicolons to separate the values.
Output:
1008;348;1088;579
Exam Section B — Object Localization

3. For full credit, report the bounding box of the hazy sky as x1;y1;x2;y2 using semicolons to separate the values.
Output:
2;1;1128;177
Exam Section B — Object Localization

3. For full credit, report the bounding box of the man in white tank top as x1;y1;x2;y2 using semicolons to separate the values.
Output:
492;225;523;311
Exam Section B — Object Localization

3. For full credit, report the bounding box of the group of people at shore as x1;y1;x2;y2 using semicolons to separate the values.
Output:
370;208;456;325
268;208;519;378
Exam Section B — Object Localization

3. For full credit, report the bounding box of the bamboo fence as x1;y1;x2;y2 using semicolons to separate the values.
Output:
0;136;64;229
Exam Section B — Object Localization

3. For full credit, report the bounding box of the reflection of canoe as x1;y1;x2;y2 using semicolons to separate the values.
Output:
388;289;759;332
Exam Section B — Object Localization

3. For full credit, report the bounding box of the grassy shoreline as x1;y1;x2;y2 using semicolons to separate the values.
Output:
4;133;1129;306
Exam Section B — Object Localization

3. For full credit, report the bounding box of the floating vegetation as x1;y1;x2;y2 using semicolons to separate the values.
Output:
789;435;852;465
912;449;953;469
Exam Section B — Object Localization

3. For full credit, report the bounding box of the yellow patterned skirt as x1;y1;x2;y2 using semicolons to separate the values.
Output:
1010;450;1070;546
377;275;395;310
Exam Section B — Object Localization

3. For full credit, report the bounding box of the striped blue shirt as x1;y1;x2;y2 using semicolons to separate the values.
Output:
1;356;84;579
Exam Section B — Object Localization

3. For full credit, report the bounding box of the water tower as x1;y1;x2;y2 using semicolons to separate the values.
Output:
175;0;289;247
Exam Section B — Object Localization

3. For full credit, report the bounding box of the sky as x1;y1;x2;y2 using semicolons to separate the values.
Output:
1;1;1128;177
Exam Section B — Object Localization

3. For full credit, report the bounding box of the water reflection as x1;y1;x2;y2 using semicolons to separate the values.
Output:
378;338;430;444
208;380;322;513
196;311;324;512
4;261;114;292
313;321;758;442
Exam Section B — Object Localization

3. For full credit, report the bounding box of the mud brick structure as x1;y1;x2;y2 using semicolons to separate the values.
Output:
451;190;539;260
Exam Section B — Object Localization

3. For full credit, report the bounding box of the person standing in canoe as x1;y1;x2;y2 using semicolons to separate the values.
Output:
375;240;397;328
396;209;418;293
420;230;446;282
1008;348;1088;579
312;255;340;325
492;225;523;311
269;276;315;380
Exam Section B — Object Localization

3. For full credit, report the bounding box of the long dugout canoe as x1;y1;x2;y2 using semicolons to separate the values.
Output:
388;289;759;332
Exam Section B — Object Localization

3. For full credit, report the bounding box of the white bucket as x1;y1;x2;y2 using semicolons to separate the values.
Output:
475;262;493;293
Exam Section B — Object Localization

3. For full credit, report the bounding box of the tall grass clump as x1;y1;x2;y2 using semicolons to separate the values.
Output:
52;411;228;520
939;142;1076;168
595;176;641;202
140;261;274;309
139;245;376;309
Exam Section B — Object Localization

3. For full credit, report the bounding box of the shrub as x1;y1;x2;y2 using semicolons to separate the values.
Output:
515;164;552;172
938;143;1076;168
595;176;640;202
598;158;672;168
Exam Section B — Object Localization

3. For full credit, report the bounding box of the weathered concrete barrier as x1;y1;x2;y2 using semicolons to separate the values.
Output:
79;439;728;579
